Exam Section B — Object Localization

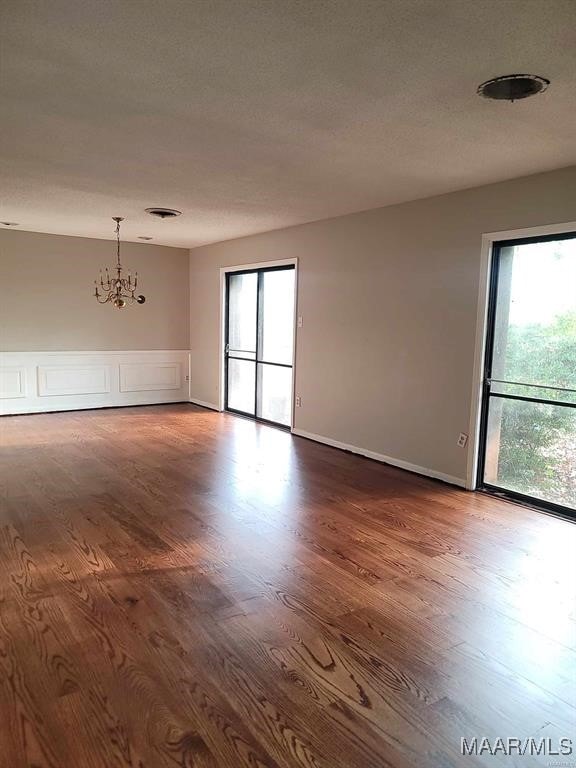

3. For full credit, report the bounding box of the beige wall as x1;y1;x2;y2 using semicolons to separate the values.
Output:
189;166;576;485
0;230;190;351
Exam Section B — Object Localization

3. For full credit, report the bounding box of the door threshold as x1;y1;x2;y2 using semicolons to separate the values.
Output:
224;408;292;432
477;485;575;522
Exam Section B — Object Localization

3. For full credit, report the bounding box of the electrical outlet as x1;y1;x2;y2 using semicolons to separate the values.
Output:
297;315;303;328
457;433;468;448
295;395;302;407
185;375;190;381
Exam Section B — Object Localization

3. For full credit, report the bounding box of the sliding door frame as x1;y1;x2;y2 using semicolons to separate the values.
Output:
467;221;576;515
219;258;298;428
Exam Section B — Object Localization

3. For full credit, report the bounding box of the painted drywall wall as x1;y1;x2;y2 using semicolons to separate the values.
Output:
0;230;190;351
189;166;576;485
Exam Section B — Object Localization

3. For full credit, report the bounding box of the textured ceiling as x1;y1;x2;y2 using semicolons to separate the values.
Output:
1;0;575;248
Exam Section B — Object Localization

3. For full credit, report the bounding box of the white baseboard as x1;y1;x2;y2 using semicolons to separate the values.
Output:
0;350;191;415
1;398;190;416
291;427;466;488
189;397;220;411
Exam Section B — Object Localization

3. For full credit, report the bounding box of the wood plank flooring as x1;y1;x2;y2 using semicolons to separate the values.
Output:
1;403;575;767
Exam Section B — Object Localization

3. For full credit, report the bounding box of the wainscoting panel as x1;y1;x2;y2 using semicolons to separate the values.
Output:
38;365;111;397
120;362;181;393
0;366;27;399
0;351;190;415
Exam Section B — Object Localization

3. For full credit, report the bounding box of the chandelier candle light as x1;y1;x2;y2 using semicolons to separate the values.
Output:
94;217;146;309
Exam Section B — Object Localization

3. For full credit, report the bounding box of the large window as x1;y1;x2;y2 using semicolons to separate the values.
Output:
478;232;576;514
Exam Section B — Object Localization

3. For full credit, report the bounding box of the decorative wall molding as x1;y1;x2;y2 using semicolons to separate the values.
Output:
291;427;466;488
0;366;27;399
120;362;181;393
38;365;111;397
0;350;190;415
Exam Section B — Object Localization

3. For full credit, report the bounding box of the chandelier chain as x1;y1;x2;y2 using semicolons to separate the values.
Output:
116;219;121;268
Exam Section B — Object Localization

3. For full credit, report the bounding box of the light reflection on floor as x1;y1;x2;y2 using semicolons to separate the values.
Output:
227;416;297;508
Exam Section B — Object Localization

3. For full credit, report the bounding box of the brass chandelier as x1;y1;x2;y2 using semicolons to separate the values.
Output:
94;217;146;309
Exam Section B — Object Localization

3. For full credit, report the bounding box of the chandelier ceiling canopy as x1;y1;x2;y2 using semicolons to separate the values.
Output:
94;217;146;309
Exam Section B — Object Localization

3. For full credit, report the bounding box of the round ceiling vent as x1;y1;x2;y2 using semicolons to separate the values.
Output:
477;74;549;101
145;207;182;219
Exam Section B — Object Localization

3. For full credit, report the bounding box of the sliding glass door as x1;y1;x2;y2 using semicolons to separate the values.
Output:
478;232;576;515
225;265;295;427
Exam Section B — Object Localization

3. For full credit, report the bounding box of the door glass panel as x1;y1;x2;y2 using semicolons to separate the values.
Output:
257;363;292;426
228;272;257;355
227;358;255;415
261;269;295;365
491;239;576;391
481;234;576;512
484;397;576;509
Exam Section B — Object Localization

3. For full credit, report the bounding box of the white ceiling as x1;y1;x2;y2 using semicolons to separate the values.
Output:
1;0;575;249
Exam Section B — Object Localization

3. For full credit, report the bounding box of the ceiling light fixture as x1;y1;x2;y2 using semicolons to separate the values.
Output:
1;221;19;226
94;217;146;309
138;236;153;241
477;74;549;101
145;207;182;219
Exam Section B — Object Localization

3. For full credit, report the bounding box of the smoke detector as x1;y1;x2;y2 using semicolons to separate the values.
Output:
477;74;549;102
145;208;182;219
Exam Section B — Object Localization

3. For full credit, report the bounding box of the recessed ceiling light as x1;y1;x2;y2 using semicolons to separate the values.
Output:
138;236;153;240
477;74;549;101
145;207;182;219
1;221;19;226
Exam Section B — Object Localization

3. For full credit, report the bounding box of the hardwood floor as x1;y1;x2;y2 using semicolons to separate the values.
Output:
1;404;574;768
